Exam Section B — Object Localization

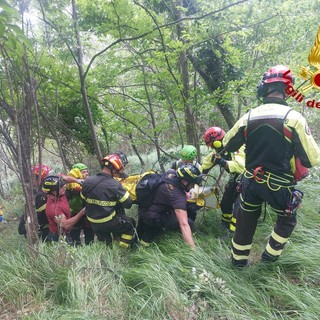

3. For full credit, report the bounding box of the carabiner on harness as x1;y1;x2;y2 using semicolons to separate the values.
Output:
285;189;304;217
253;166;265;182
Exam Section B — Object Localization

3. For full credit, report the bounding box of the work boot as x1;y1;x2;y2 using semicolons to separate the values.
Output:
261;250;279;263
231;256;252;268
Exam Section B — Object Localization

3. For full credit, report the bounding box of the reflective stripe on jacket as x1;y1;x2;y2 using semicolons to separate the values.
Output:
81;172;132;221
224;103;320;173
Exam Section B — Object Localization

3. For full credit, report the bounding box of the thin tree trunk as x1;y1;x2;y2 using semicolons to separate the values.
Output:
128;132;145;167
174;0;195;145
1;45;39;248
71;0;102;165
188;53;236;128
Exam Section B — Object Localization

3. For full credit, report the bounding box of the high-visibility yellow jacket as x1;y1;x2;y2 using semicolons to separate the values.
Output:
67;168;83;191
115;170;155;201
223;103;320;174
201;145;246;174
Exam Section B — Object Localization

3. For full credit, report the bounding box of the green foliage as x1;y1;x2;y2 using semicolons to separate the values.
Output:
0;0;18;38
76;0;162;43
2;0;320;161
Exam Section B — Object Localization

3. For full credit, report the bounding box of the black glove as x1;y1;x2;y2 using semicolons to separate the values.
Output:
214;155;227;167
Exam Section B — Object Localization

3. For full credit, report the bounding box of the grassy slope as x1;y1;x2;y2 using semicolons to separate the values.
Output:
0;179;320;320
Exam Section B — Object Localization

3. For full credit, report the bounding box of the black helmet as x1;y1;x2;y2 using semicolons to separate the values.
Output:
176;164;202;185
42;175;66;194
114;151;128;167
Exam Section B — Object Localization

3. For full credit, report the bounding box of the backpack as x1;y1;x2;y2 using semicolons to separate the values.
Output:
135;172;167;209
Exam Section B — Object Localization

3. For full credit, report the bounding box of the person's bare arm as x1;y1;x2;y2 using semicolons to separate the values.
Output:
61;174;81;184
174;209;195;248
58;208;86;231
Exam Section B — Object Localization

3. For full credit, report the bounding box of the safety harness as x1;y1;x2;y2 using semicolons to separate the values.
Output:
244;105;304;217
244;107;295;190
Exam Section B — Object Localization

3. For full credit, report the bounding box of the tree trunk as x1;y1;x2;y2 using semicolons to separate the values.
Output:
174;0;196;145
188;53;236;128
71;0;103;165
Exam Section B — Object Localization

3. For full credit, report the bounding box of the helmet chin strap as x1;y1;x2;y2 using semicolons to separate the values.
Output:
110;166;116;177
110;166;120;178
213;146;224;153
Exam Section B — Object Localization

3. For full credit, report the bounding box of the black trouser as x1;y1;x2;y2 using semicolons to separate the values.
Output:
231;176;297;266
70;216;94;245
37;211;49;240
220;174;240;227
70;226;95;245
90;214;136;248
18;214;49;242
48;232;59;242
230;194;241;232
39;226;49;242
186;202;202;222
138;209;194;244
47;232;73;244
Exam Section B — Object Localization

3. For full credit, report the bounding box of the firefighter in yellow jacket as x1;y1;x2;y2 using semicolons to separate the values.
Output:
223;65;320;267
202;127;245;231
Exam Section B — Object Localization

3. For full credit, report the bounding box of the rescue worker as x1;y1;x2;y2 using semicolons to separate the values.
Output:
31;164;52;190
18;164;83;240
202;127;245;231
81;155;135;247
171;145;203;222
223;65;320;267
114;151;129;179
171;145;201;170
33;164;52;241
138;164;203;248
42;175;86;243
18;164;52;240
66;163;94;245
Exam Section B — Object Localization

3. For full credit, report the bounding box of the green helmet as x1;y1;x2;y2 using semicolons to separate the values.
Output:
72;163;88;171
180;145;197;161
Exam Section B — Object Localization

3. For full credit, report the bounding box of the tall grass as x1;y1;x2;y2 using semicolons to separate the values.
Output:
0;180;320;319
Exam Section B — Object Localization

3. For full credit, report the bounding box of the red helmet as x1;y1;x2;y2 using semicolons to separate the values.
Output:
263;65;294;87
31;164;52;181
114;151;128;167
101;154;123;172
203;127;225;147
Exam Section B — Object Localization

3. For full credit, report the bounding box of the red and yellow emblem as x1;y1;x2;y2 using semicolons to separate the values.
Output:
300;27;320;92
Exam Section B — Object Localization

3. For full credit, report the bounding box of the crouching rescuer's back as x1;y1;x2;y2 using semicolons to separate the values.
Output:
81;154;135;248
137;164;203;249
